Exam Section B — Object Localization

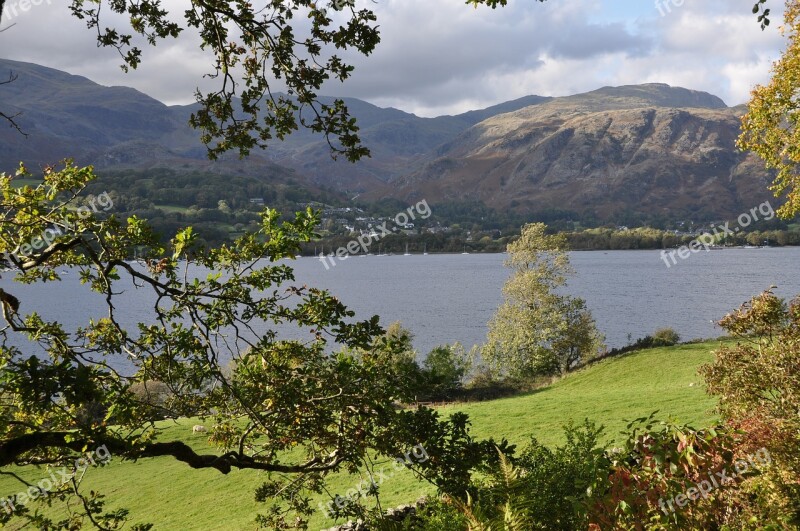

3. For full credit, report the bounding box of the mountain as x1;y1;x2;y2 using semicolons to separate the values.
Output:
0;58;548;193
0;59;778;224
377;84;775;223
261;94;551;192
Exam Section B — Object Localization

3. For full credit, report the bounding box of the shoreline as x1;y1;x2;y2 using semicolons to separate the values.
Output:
295;244;799;258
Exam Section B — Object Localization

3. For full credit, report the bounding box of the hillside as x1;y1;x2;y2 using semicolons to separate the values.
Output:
380;83;775;224
0;58;546;193
0;59;779;224
264;94;551;191
0;341;720;530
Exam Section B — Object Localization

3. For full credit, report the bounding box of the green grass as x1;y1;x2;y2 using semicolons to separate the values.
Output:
0;341;721;530
453;341;720;448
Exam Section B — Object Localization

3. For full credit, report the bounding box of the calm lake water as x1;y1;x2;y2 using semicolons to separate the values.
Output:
291;248;800;354
2;248;799;364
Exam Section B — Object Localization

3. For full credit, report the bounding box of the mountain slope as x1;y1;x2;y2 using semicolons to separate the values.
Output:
381;84;774;223
260;94;552;192
0;60;778;224
0;58;549;193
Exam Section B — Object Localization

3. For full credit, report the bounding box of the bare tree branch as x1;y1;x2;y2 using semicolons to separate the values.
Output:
0;71;27;136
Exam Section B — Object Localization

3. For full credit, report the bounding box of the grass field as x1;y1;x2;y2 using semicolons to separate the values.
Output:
0;341;722;530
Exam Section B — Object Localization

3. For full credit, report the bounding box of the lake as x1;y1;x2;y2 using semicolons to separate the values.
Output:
2;248;799;362
292;247;800;354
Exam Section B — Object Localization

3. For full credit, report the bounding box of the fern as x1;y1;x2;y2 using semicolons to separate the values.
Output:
448;448;535;530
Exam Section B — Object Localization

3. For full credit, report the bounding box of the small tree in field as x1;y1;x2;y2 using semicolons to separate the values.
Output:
483;223;603;378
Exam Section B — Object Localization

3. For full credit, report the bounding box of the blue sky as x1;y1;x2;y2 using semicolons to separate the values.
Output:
0;0;789;116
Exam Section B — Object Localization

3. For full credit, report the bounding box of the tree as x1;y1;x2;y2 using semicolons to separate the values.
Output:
483;223;603;378
739;0;800;218
2;0;380;161
422;343;472;400
699;289;800;524
0;162;509;529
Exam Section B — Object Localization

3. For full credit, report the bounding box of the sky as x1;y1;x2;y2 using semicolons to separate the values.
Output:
0;0;789;117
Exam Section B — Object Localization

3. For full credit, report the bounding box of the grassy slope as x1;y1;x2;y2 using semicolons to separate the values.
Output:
453;341;720;449
0;342;721;530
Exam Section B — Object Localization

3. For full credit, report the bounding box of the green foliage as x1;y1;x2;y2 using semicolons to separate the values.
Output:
363;322;427;399
652;327;681;347
451;451;533;530
402;498;467;530
421;344;472;400
700;289;800;525
466;0;546;9
354;328;472;402
63;0;378;161
483;223;604;378
0;163;503;529
512;421;607;530
739;0;800;218
441;416;779;530
753;0;772;29
450;421;606;531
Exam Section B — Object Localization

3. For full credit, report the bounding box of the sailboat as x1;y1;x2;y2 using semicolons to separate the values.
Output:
404;243;411;256
423;243;428;256
461;244;469;255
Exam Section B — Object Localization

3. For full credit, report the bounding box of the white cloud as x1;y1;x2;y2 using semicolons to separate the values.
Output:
0;0;788;115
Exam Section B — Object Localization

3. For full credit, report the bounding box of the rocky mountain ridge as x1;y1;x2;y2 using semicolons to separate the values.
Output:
0;58;775;223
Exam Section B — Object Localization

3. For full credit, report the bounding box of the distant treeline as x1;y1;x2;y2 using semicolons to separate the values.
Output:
308;226;800;256
563;226;800;250
36;167;800;252
76;168;342;248
300;232;511;256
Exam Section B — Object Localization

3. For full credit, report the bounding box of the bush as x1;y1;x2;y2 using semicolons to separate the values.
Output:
390;498;467;531
700;290;800;525
652;327;681;346
444;421;606;530
420;343;471;400
462;367;522;401
128;380;173;419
